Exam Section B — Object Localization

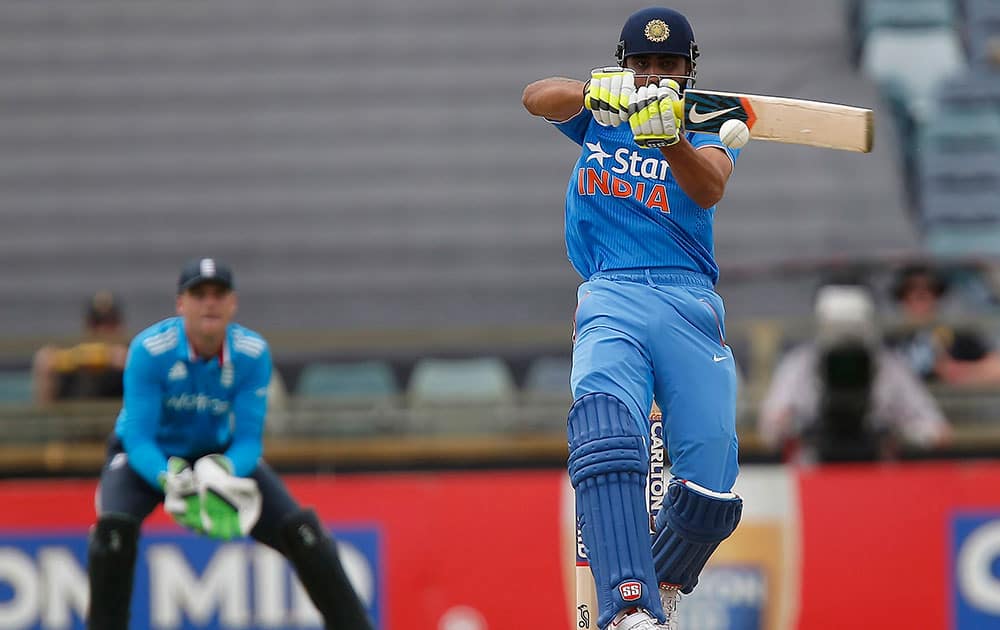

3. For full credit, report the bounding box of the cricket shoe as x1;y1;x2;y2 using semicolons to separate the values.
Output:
658;583;681;630
605;607;664;630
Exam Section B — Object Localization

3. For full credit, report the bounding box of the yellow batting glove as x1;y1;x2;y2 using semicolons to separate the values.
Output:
628;78;685;148
584;67;635;127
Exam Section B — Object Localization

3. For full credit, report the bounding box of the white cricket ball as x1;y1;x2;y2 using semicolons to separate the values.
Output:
719;119;750;149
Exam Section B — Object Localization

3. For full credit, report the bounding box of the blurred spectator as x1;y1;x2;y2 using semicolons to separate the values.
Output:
759;283;950;463
886;263;1000;386
31;291;128;404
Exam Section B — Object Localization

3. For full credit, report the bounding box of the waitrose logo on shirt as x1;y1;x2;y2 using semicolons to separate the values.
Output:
165;394;229;415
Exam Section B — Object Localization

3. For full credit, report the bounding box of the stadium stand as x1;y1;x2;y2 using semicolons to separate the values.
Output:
288;361;400;435
0;0;996;465
405;357;519;433
408;357;516;408
964;0;1000;67
0;370;33;404
855;0;1000;256
0;0;914;344
522;355;573;403
296;360;399;404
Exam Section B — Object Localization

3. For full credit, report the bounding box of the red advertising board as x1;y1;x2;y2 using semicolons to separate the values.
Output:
3;462;1000;629
0;471;570;630
795;461;1000;630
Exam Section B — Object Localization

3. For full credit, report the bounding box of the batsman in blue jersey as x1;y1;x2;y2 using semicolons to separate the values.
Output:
87;258;372;630
524;7;743;630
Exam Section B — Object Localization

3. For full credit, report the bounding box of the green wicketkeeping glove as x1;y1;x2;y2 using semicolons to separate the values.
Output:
160;457;205;534
194;454;262;541
201;489;243;540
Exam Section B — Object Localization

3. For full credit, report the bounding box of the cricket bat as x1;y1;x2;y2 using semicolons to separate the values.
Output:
575;403;666;629
683;89;874;153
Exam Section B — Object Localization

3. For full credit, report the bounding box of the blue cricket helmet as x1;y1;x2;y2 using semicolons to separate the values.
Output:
615;7;700;86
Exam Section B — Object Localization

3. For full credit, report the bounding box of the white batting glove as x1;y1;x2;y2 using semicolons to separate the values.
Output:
584;67;636;127
628;78;685;148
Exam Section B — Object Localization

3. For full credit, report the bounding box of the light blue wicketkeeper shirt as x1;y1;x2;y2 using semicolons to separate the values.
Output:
114;317;271;489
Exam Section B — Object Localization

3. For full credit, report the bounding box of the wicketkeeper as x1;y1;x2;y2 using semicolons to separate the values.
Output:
87;258;373;630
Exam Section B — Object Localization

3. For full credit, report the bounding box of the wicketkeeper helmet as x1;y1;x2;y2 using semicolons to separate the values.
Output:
615;7;699;87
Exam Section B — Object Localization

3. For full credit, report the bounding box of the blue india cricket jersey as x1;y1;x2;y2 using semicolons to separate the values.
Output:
114;317;271;488
552;109;739;284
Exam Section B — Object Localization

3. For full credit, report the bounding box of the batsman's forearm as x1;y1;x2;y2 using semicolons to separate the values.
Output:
658;139;727;208
522;77;586;121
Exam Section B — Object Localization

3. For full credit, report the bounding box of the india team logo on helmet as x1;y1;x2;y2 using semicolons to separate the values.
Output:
615;7;700;88
644;19;670;43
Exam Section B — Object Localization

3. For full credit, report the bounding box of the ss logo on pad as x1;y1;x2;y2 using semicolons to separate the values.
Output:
618;580;643;601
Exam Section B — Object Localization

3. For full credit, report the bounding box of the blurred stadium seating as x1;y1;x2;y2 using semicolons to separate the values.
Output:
408;357;516;407
406;357;520;433
296;360;399;404
964;0;1000;66
522;354;570;392
0;298;994;465
854;0;1000;256
289;360;401;436
0;0;913;343
0;370;34;403
0;370;33;404
0;0;997;477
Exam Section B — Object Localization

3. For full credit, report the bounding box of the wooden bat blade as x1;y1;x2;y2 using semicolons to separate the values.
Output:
575;561;597;629
684;89;874;153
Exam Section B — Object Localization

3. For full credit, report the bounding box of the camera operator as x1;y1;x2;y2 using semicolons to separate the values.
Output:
758;283;951;464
